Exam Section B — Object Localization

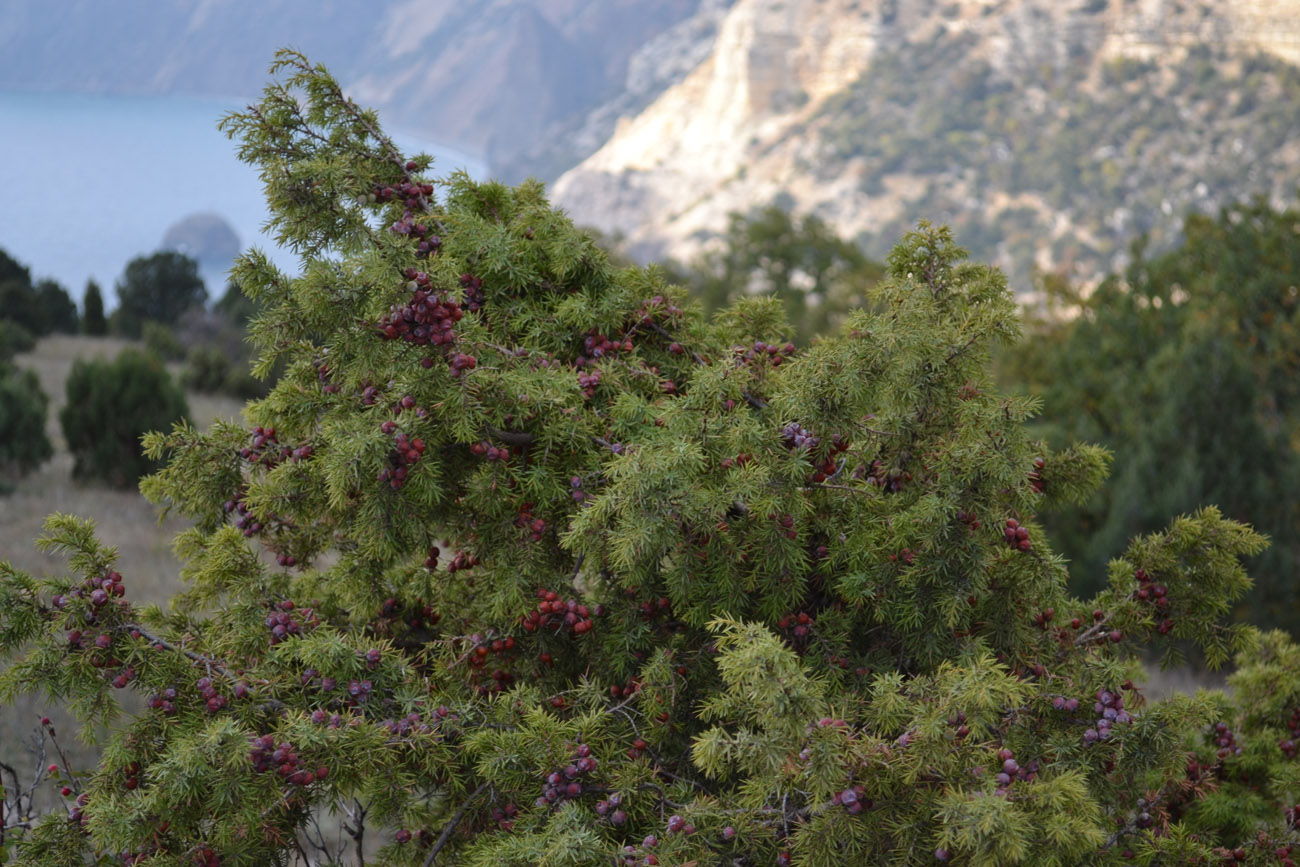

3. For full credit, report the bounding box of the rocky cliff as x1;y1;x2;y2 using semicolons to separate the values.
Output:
552;0;1300;290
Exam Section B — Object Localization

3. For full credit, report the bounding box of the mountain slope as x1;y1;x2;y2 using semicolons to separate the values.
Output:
0;0;702;180
552;0;1300;291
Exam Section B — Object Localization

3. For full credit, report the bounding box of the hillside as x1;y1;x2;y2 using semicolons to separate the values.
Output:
0;0;707;181
552;0;1300;291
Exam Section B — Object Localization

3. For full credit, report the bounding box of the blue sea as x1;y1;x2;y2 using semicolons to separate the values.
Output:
0;92;488;304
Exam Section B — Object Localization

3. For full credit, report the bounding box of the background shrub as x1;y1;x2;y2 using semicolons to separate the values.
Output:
0;319;36;362
59;349;190;488
141;320;187;361
110;250;207;337
0;363;52;493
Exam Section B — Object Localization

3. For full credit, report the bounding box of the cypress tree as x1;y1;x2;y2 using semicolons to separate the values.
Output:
0;51;1295;867
82;279;108;336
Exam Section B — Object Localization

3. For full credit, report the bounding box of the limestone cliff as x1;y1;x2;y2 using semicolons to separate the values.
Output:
552;0;1300;290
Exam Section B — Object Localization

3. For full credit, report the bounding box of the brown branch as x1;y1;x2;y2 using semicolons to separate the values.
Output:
122;623;267;685
422;782;488;867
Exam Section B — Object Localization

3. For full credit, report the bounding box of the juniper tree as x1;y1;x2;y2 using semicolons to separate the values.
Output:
1;51;1298;867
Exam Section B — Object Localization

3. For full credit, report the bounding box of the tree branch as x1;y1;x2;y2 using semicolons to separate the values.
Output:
422;783;488;867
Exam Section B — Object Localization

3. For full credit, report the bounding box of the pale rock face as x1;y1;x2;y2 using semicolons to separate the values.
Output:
552;0;1300;274
553;0;880;261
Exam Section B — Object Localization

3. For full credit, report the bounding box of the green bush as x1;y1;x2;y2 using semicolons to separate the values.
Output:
180;345;230;392
141;320;187;361
58;349;190;488
0;363;52;492
0;319;36;363
110;251;207;338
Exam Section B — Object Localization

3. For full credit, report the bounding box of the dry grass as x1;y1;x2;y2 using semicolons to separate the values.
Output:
1;335;243;792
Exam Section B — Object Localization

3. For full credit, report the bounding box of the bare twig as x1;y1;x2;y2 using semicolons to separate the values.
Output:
422;783;489;867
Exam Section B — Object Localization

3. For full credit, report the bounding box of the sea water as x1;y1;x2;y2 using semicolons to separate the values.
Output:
0;91;487;304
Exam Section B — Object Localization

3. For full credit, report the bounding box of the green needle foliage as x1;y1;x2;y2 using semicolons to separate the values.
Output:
1;51;1297;866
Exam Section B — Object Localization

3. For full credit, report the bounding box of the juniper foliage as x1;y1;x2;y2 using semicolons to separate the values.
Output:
0;51;1297;867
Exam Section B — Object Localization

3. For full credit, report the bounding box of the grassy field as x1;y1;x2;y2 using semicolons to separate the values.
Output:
1;335;244;802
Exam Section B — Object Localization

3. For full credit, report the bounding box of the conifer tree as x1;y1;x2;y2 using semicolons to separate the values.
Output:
1;51;1298;867
82;280;108;336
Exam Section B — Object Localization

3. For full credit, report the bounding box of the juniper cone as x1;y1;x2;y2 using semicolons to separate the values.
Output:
2;50;1299;866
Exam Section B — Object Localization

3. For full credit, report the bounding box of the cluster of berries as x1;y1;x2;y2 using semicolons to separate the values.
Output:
781;421;818;452
581;330;634;361
829;783;870;814
238;426;313;467
195;676;229;714
378;424;427;490
719;452;754;470
776;611;816;641
346;679;374;704
514;502;548;542
742;340;796;367
378;710;442;738
264;599;319;645
1210;721;1244;760
887;548;916;566
577;368;602;397
469;440;511;462
522;589;599;636
1211;847;1249;863
1003;518;1032;551
378;271;462;347
537;742;599;808
248;735;326;787
569;475;587;503
991;748;1038;791
53;568;127;616
1028;456;1046;493
145;686;180;715
316;359;340;394
1051;695;1082;713
595;790;628;824
1132;568;1174;634
638;595;673;621
810;434;851;483
1084;689;1133;743
1279;707;1300;758
1032;607;1056;629
372;176;433;208
635;295;684;326
609;678;643;701
383;596;441;632
458;273;485;311
619;843;659;866
956;509;982;533
100;658;135;690
66;629;112;652
381;197;441;257
864;458;910;493
666;814;696;836
769;512;797;540
449;352;477;377
446;550;481;573
467;634;517;694
491;802;520;831
945;711;971;740
222;495;273;538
